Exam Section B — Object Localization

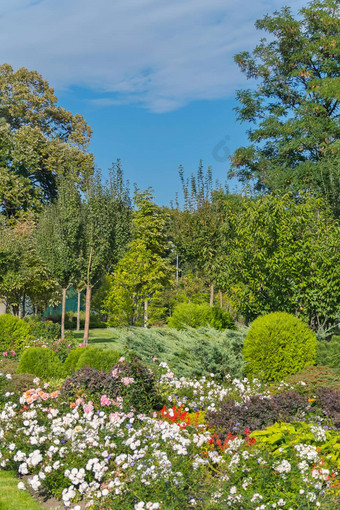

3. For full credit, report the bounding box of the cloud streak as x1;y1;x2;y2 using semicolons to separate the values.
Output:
0;0;306;112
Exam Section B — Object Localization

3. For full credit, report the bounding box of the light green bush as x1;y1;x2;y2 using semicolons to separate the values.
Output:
316;335;340;368
63;346;90;374
75;347;121;372
0;314;31;353
243;312;317;382
17;347;65;380
168;303;235;330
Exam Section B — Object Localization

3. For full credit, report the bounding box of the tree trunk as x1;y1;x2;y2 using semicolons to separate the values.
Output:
76;290;81;331
22;293;26;318
144;299;148;328
210;283;214;307
219;290;223;308
83;285;91;345
61;287;67;340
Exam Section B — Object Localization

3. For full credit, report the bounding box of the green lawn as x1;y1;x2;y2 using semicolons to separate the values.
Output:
72;327;127;349
0;472;45;510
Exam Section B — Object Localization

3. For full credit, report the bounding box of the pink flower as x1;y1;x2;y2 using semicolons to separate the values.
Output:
118;357;125;363
83;401;94;414
2;352;8;357
121;377;135;386
10;350;16;356
78;344;85;348
100;395;111;406
109;412;121;423
112;368;120;379
152;357;158;362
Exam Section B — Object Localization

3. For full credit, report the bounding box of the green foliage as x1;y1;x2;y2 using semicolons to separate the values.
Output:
226;193;340;329
17;347;65;380
95;326;246;380
168;302;235;330
0;314;31;352
103;189;171;326
0;63;93;220
286;365;340;392
317;335;340;368
25;316;61;340
230;0;340;217
63;346;90;374
250;421;340;469
75;347;121;372
243;312;317;382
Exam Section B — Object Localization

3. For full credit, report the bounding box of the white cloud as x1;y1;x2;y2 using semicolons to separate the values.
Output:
0;0;306;112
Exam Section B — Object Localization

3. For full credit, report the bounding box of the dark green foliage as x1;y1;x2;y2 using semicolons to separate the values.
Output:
206;392;310;438
75;348;121;372
317;335;340;368
63;347;90;374
25;316;61;340
111;354;162;412
229;0;340;217
168;303;235;330
0;314;31;352
243;312;317;381
61;366;120;402
17;347;65;380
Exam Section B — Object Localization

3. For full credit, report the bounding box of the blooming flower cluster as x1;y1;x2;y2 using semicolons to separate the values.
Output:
0;361;339;509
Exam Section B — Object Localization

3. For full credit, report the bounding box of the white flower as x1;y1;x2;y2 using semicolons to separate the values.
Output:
17;482;26;490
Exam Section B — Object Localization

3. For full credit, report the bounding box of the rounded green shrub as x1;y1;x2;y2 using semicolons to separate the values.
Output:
17;347;65;380
75;348;121;372
24;316;61;340
243;312;317;382
168;303;235;330
63;346;90;374
0;314;31;353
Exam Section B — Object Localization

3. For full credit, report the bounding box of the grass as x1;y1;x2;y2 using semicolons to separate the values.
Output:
0;471;45;510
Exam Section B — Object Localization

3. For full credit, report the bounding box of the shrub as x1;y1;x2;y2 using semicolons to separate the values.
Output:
110;353;162;412
63;347;90;374
75;348;121;372
206;391;310;439
243;312;317;381
286;365;340;392
24;316;61;340
61;366;120;403
317;335;340;368
17;347;65;380
0;314;31;353
315;387;340;428
168;303;235;330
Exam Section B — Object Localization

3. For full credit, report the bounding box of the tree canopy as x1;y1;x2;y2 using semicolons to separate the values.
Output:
0;64;94;219
229;0;340;216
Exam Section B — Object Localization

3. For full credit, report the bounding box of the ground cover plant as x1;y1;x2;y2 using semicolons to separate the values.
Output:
73;326;246;380
0;351;340;510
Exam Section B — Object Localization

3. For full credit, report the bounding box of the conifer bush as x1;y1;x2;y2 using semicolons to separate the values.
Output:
0;314;31;352
168;303;235;330
17;347;65;380
243;312;317;381
75;347;121;372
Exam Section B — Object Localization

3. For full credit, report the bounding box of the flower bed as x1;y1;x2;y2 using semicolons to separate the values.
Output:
0;359;339;509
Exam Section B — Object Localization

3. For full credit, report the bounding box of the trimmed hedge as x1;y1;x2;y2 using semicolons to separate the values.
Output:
0;314;31;353
17;347;65;380
168;303;235;330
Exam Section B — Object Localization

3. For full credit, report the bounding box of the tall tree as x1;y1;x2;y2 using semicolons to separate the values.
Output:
82;164;131;343
171;162;228;306
0;64;94;219
103;189;171;327
0;218;57;316
229;0;340;216
226;193;340;330
36;178;83;338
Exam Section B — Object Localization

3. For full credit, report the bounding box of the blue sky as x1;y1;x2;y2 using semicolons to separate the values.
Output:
0;0;306;205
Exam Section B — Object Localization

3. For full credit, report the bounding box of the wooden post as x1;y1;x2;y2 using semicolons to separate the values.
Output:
83;285;91;345
144;299;148;328
61;287;67;340
210;283;214;307
76;290;81;331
